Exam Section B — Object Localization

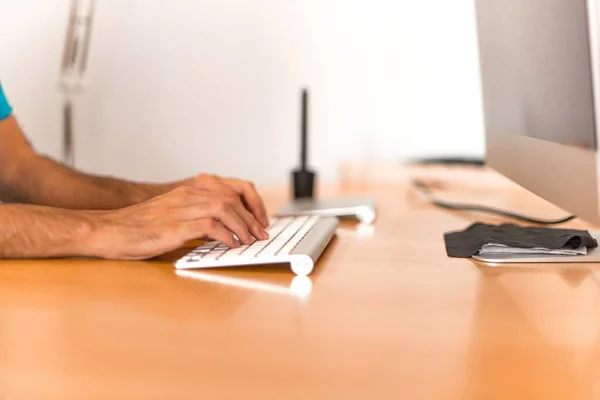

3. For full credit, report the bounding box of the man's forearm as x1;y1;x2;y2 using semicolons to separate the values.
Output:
2;153;170;210
0;115;170;209
0;204;99;258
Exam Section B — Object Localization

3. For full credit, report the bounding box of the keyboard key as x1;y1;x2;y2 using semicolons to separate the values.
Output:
202;250;227;260
278;217;319;255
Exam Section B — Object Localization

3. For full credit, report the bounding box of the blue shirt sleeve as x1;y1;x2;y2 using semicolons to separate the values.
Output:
0;82;13;121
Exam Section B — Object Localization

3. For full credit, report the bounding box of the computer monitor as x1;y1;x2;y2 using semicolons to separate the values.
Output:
475;0;600;224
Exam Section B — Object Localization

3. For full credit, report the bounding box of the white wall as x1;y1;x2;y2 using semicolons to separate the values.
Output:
2;0;485;186
0;0;70;159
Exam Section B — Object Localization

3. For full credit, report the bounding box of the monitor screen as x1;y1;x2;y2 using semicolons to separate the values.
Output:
476;0;597;150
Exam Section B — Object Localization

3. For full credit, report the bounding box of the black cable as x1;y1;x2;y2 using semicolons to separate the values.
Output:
411;179;577;225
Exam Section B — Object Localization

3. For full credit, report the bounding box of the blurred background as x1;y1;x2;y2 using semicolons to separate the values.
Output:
0;0;484;186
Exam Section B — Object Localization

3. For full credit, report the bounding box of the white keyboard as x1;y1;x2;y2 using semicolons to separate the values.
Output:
175;215;339;275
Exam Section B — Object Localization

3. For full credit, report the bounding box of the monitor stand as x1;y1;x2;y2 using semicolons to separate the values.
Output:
472;231;600;264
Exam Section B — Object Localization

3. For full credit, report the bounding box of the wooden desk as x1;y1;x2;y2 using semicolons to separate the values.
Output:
1;165;599;399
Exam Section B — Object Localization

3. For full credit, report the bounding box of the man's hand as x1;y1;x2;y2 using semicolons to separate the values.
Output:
175;174;270;228
90;186;269;260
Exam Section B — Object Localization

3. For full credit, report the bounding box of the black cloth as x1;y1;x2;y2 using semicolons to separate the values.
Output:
444;223;598;258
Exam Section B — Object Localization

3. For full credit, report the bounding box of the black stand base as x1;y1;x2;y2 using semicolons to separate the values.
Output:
292;169;315;199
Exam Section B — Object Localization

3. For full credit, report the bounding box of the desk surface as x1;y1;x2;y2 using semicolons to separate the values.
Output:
1;165;600;399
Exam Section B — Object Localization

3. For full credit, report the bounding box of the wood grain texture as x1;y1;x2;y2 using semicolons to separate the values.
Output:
1;165;599;400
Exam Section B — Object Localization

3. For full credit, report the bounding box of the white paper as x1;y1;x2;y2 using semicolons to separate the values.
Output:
478;242;587;256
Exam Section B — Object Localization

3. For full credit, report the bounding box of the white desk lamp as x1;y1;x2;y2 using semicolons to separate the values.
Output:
59;0;96;165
